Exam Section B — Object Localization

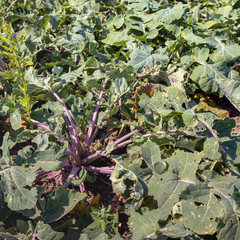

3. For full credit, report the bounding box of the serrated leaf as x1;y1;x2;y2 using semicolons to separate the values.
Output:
10;110;21;130
44;186;86;223
1;167;37;211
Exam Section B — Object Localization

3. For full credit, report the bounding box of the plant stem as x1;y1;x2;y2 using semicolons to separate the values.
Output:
3;0;19;18
88;111;107;146
84;78;108;146
198;118;218;138
84;166;114;174
53;93;81;163
65;165;81;186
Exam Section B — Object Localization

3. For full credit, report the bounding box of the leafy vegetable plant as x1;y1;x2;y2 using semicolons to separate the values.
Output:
1;0;240;239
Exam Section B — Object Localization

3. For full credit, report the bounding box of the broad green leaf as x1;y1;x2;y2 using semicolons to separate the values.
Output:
203;138;221;160
190;61;225;94
182;28;206;45
44;186;86;223
109;77;129;104
166;150;201;182
0;132;12;166
180;185;225;235
182;109;198;128
214;77;240;112
10;110;21;130
207;175;240;240
36;221;64;240
141;141;166;174
56;33;85;53
102;29;134;45
33;142;67;171
148;150;201;220
129;210;159;240
1;167;37;211
155;3;184;24
32;134;49;151
110;164;144;201
148;172;188;221
214;39;240;61
160;221;192;238
127;48;168;72
139;92;173;117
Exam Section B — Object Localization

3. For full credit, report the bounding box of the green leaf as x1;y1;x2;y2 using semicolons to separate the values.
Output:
127;48;168;72
129;210;159;240
155;3;184;24
1;167;37;211
32;134;49;151
102;29;134;45
110;164;144;201
148;150;201;220
0;132;12;166
214;76;240;112
141;141;166;174
33;142;67;171
43;186;86;223
182;109;198;128
10;110;21;130
109;77;129;104
214;39;240;61
36;221;64;240
203;138;221;160
180;185;225;235
106;141;116;155
56;32;85;53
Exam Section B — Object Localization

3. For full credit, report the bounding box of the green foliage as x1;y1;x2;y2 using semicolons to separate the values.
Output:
0;0;240;239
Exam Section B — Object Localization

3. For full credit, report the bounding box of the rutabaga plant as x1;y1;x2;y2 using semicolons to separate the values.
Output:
31;77;147;190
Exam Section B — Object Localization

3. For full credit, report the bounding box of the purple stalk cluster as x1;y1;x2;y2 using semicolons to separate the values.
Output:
32;79;144;188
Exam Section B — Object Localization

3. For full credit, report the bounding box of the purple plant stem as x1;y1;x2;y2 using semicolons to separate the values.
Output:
79;182;85;192
84;78;108;146
3;0;18;18
31;119;50;131
65;165;81;185
88;111;107;147
198;118;218;138
53;92;81;159
0;168;10;174
84;129;185;165
83;166;114;174
31;118;80;162
84;127;145;164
